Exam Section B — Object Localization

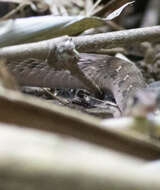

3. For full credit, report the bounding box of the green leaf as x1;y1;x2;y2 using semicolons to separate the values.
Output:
0;16;106;47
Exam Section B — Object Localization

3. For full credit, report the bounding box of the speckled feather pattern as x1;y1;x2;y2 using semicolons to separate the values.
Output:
6;53;147;112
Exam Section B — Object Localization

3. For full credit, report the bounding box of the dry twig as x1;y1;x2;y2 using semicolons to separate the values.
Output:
0;26;160;60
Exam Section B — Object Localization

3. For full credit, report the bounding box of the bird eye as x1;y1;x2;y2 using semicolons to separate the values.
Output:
132;96;139;105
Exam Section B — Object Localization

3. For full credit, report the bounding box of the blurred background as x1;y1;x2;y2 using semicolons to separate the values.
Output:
0;0;159;29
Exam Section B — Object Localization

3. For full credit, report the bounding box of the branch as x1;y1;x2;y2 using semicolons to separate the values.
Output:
74;25;160;51
0;87;160;160
0;124;160;190
0;26;160;60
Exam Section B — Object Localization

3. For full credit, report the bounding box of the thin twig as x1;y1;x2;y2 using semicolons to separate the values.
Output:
0;3;26;21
